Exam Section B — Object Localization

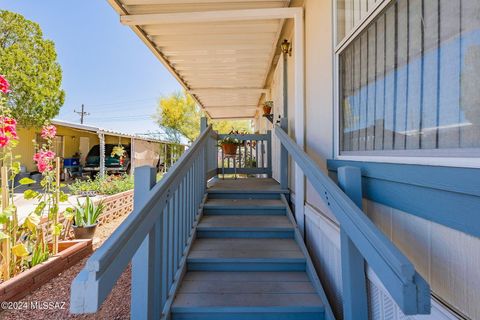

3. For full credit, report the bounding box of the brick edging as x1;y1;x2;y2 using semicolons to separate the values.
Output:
0;239;93;302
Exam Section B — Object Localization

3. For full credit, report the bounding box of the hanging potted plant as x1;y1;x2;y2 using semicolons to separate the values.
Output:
219;136;241;156
72;196;105;239
111;145;125;158
263;100;273;116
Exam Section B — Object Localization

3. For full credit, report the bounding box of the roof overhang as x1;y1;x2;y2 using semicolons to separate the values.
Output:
51;119;179;144
107;0;299;120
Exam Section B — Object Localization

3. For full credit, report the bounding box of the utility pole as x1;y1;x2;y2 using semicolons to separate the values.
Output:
74;104;90;124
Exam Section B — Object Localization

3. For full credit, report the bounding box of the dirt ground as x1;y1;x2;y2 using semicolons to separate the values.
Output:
0;213;132;320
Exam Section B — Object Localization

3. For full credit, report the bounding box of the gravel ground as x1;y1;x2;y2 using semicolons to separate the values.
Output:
0;214;132;320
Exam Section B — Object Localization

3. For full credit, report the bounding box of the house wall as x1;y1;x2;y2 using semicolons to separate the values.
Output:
55;126;98;159
15;127;38;172
16;126;99;172
264;0;478;319
15;126;132;172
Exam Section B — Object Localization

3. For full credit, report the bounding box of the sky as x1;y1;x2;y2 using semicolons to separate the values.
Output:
0;0;182;135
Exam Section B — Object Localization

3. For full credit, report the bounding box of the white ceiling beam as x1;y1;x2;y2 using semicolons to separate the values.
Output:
185;73;263;80
143;22;279;35
206;107;258;111
162;50;271;56
174;65;267;71
176;65;265;77
190;88;268;95
151;33;276;42
188;82;264;87
153;39;274;47
206;115;256;120
203;103;258;108
169;57;270;63
121;7;302;25
156;43;273;50
123;0;287;4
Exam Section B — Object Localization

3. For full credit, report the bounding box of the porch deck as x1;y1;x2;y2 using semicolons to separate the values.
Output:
171;178;325;320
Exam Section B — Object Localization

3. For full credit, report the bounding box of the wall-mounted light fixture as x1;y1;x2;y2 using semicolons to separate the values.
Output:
281;39;292;57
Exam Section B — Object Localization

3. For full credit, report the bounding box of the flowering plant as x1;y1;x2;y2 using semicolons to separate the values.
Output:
40;124;56;140
0;74;22;279
264;101;273;108
218;129;247;146
33;149;55;173
0;75;67;280
0;75;10;94
111;145;125;157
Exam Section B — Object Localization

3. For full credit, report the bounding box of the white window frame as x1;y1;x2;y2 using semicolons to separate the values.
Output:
332;0;480;169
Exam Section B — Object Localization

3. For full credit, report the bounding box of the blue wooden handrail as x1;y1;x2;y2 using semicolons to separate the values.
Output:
274;126;431;315
70;124;218;318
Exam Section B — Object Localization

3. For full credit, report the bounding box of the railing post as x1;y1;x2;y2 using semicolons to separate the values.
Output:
266;130;272;178
200;116;207;132
200;117;208;191
131;166;159;320
279;118;288;189
338;166;368;320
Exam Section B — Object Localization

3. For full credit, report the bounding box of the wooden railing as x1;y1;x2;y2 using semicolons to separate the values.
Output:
217;132;272;177
274;125;431;318
70;123;218;319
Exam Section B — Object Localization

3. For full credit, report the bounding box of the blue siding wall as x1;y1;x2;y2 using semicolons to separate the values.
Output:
327;160;480;238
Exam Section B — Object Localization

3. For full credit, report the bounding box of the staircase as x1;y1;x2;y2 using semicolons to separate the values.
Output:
171;178;326;320
71;125;431;319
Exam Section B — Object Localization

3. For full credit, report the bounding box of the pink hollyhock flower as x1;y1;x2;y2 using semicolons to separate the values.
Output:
37;161;53;173
43;150;55;159
41;124;56;139
0;75;10;94
2;117;16;126
33;150;56;173
0;135;9;147
0;116;18;140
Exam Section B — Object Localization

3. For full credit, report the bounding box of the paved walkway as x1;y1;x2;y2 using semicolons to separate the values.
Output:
12;192;108;223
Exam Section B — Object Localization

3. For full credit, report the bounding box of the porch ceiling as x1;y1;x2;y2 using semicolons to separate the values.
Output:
107;0;291;119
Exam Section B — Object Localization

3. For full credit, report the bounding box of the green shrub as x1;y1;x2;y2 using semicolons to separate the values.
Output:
69;174;134;195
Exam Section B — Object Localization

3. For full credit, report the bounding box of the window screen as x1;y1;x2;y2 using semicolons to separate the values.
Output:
339;0;480;156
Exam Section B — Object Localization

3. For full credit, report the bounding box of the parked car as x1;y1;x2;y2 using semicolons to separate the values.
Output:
83;144;131;177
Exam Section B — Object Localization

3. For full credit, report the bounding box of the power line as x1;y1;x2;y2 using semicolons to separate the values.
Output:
87;97;159;108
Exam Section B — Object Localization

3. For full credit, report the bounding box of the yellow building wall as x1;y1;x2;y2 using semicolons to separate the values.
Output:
15;127;37;172
15;125;154;172
15;125;99;172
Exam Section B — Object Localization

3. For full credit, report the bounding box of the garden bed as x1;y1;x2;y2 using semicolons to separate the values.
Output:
1;210;131;320
38;189;134;239
0;239;92;302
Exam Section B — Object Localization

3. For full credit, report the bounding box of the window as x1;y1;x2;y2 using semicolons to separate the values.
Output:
337;0;381;44
338;0;480;157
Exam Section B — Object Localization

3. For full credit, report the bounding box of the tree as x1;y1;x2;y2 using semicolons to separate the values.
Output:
211;119;252;134
154;91;202;143
0;10;65;127
155;91;254;143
